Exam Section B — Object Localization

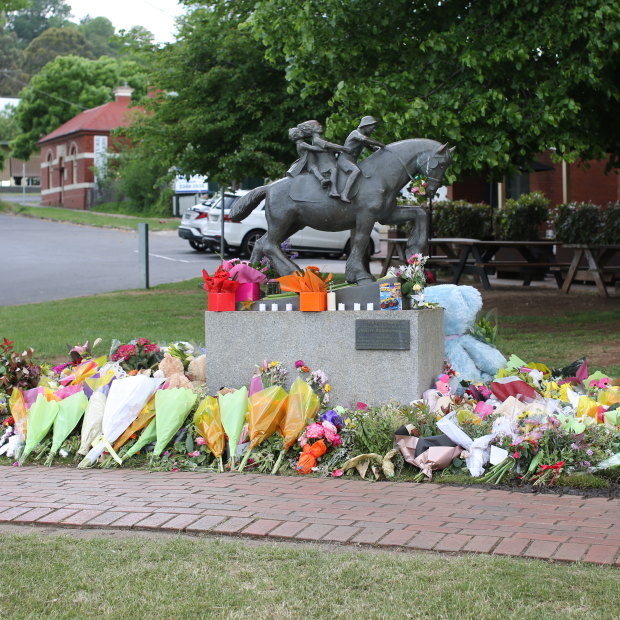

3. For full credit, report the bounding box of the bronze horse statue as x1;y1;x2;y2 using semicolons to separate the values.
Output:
230;139;454;285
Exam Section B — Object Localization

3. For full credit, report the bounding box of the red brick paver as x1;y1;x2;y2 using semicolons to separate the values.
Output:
0;467;618;565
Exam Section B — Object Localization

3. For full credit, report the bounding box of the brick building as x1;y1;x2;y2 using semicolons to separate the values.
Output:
38;86;138;209
448;152;620;208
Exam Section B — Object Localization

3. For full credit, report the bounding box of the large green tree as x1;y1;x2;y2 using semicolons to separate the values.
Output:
10;55;147;159
0;29;28;96
245;0;620;179
23;26;94;73
6;0;71;45
78;16;120;59
132;4;330;183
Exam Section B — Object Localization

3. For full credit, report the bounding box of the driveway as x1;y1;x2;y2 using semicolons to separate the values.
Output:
0;214;374;306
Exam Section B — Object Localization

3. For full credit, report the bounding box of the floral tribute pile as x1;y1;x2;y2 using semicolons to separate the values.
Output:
0;335;619;489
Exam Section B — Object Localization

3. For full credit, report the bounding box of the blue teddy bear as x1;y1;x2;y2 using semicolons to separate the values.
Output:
424;284;506;387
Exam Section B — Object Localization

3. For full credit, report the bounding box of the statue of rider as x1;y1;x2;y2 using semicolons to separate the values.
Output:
286;120;346;199
338;116;385;203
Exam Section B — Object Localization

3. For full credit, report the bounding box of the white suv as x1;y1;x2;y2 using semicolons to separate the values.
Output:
180;190;381;258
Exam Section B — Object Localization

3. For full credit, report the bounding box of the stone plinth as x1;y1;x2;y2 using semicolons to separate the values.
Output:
204;308;444;405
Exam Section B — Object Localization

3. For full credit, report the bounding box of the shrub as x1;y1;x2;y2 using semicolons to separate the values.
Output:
553;202;601;244
552;201;620;245
432;200;493;239
493;192;549;240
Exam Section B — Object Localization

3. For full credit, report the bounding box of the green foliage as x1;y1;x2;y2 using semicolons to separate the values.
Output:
432;200;493;239
114;143;175;215
23;26;94;73
350;404;404;455
0;29;28;96
470;312;499;345
493;192;549;240
78;16;120;59
553;201;620;245
246;0;620;178
6;0;72;45
10;55;147;160
131;5;329;184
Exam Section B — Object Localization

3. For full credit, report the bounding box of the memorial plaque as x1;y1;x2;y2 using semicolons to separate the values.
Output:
355;319;410;350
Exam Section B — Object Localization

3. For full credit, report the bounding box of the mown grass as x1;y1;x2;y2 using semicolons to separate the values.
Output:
497;309;620;376
1;278;618;374
0;532;618;620
0;200;178;231
0;278;206;361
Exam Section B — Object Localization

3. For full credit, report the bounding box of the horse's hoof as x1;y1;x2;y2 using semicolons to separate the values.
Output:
329;192;340;198
340;195;351;203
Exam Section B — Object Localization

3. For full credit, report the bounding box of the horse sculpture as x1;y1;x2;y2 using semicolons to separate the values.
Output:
230;139;454;285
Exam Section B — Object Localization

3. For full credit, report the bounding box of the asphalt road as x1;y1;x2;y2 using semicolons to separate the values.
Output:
0;214;368;306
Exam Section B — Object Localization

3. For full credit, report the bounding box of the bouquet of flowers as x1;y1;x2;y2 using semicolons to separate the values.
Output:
257;360;288;388
296;410;343;474
386;253;430;307
109;338;163;372
295;360;330;406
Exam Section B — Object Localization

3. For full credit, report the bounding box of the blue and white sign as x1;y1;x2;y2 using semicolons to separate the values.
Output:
175;174;209;193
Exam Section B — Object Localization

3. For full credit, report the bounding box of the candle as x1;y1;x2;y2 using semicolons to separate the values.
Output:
271;304;279;311
259;304;266;311
366;303;374;311
353;303;361;311
327;291;336;311
338;303;345;311
285;303;293;311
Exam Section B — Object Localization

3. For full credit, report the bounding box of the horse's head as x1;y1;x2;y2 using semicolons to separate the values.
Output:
419;143;455;199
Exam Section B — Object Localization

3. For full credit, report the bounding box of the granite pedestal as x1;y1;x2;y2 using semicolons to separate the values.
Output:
204;308;444;405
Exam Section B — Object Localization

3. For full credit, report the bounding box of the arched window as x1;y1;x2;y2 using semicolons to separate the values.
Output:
70;145;78;184
47;152;53;189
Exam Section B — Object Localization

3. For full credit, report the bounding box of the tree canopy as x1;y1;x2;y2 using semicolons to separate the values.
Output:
245;0;620;179
23;26;94;73
6;0;72;45
132;5;330;183
78;16;120;59
10;55;147;159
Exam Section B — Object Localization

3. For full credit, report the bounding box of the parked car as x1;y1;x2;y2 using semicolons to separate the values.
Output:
179;190;382;259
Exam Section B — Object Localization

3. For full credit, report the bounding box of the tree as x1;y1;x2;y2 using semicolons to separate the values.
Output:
246;0;620;179
23;26;94;73
10;55;147;160
131;5;330;185
0;29;28;96
6;0;71;45
0;103;19;169
78;16;120;59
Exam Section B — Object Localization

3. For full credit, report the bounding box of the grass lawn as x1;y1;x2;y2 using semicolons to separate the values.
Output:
1;278;618;375
0;201;179;232
498;310;620;377
0;532;617;619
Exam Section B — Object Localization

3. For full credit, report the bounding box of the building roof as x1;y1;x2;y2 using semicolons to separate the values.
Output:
39;91;142;144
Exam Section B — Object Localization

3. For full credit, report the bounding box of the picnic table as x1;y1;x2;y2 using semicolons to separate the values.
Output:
561;244;620;298
427;238;569;290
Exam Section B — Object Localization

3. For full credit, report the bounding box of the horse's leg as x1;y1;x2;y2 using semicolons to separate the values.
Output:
381;206;428;256
345;215;376;285
249;233;266;264
261;221;303;276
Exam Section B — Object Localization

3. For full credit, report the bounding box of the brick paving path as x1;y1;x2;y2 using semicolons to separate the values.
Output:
1;467;618;565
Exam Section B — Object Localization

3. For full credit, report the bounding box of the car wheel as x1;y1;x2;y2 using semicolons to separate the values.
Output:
189;239;208;252
241;229;266;258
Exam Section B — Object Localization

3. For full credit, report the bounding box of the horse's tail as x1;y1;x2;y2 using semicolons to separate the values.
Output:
229;185;268;221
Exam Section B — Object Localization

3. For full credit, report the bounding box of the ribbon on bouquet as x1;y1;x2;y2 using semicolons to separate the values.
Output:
533;460;565;485
92;435;123;466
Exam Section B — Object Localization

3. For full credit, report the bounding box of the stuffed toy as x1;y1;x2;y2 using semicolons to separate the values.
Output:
424;284;506;386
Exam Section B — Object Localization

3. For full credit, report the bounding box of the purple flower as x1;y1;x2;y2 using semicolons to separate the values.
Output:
570;443;579;450
586;449;593;456
320;409;344;429
295;360;305;369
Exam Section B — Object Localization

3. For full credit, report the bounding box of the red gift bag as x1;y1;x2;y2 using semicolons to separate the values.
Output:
208;292;236;311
